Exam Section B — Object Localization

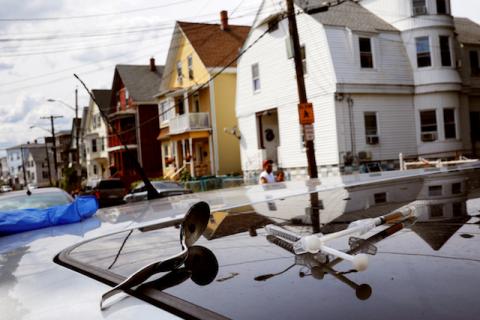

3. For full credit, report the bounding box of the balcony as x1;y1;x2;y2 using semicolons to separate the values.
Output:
108;131;137;148
169;112;210;135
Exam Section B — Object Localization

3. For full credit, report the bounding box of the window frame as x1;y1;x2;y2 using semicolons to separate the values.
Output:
359;37;374;69
416;36;432;68
251;63;261;93
439;35;452;67
176;61;183;84
470;50;480;77
364;112;379;137
420;110;438;142
91;138;97;153
412;0;428;16
443;108;457;140
187;55;194;80
436;0;449;15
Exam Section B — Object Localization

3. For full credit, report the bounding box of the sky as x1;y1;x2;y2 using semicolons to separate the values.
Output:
0;0;479;157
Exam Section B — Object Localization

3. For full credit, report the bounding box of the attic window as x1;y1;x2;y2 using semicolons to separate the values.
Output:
187;55;194;80
176;61;183;84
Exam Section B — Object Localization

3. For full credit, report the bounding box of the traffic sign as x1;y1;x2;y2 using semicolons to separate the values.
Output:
298;102;314;125
304;124;315;141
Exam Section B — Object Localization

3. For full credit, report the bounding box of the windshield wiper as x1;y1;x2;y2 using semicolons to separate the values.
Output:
74;74;159;200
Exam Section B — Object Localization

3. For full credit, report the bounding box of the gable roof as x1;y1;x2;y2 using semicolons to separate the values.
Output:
28;146;47;164
298;0;397;33
177;21;250;68
454;17;480;45
91;89;112;114
115;65;164;102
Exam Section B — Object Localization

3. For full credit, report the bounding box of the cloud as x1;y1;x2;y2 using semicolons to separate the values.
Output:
0;63;14;71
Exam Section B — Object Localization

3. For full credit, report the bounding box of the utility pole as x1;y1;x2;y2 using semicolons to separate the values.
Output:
41;115;63;187
20;145;27;188
75;87;80;166
286;0;322;233
286;0;318;179
44;138;53;186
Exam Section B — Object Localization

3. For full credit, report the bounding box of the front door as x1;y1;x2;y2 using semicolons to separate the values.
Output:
257;109;279;165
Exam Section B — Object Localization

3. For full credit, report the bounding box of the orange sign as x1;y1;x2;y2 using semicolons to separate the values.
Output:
298;103;314;125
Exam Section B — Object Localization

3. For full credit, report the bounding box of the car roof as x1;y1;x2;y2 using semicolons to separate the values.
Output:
0;187;67;199
2;165;480;319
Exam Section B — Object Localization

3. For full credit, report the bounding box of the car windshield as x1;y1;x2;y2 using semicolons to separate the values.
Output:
99;180;124;189
0;191;73;211
56;166;480;319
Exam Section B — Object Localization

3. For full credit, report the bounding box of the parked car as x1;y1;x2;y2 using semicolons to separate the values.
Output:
124;181;192;203
0;185;12;193
0;187;73;211
94;178;127;208
2;166;480;319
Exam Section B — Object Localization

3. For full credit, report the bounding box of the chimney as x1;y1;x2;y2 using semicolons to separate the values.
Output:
149;57;156;72
220;10;229;31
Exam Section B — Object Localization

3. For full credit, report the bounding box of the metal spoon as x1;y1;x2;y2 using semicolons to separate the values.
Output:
100;201;211;310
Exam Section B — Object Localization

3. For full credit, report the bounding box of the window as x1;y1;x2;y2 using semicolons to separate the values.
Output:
452;202;463;217
359;37;374;68
93;165;97;175
187;55;194;80
364;112;378;136
470;50;480;76
374;192;387;204
420;110;437;141
439;36;451;67
42;171;49;179
101;138;105;151
159;101;168;123
436;0;448;14
176;61;183;83
443;108;456;139
451;182;462;195
430;204;444;218
92;139;97;153
416;37;431;67
193;94;200;113
252;63;261;92
429;185;443;196
412;0;427;15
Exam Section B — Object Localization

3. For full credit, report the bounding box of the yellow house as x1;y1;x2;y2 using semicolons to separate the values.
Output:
157;12;250;178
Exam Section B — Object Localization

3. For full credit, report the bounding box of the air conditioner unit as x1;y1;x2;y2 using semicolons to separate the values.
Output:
366;135;380;145
358;151;372;161
413;6;427;16
421;132;437;142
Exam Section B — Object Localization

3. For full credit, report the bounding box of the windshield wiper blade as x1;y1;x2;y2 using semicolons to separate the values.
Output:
74;74;159;200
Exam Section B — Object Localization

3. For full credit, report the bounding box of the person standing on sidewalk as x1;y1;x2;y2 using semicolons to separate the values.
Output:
259;160;275;184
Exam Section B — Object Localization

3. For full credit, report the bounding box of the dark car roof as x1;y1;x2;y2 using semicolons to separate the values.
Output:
55;167;480;319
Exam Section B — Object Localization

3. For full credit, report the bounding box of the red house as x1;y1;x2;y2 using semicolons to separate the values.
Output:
107;59;163;186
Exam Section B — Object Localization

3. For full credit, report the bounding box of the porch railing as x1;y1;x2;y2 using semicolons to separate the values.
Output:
169;112;210;135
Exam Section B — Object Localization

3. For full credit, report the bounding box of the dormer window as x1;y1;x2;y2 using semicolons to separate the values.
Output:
412;0;427;16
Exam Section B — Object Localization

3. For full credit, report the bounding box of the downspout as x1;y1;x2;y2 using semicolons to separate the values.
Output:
347;95;357;166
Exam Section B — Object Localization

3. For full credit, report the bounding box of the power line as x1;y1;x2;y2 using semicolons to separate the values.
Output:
0;0;196;22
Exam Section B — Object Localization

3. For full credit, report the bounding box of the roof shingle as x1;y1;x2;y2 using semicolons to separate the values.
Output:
115;65;164;102
178;21;250;68
454;17;480;45
92;89;112;114
296;0;397;33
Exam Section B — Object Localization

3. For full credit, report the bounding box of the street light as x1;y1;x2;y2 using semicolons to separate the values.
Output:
29;125;52;135
47;90;79;168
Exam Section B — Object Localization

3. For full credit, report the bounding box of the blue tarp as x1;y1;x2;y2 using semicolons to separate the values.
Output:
0;196;98;235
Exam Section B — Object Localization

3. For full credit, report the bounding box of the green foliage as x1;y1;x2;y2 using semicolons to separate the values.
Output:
60;167;80;193
179;169;192;182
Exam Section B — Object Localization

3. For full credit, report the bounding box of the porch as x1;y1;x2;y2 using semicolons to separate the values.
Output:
161;131;214;179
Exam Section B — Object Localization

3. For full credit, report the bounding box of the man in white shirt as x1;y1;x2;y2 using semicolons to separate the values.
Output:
259;160;275;184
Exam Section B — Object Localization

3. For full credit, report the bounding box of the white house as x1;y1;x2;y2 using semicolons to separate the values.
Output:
83;89;111;184
6;142;49;188
236;0;480;179
26;145;54;188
